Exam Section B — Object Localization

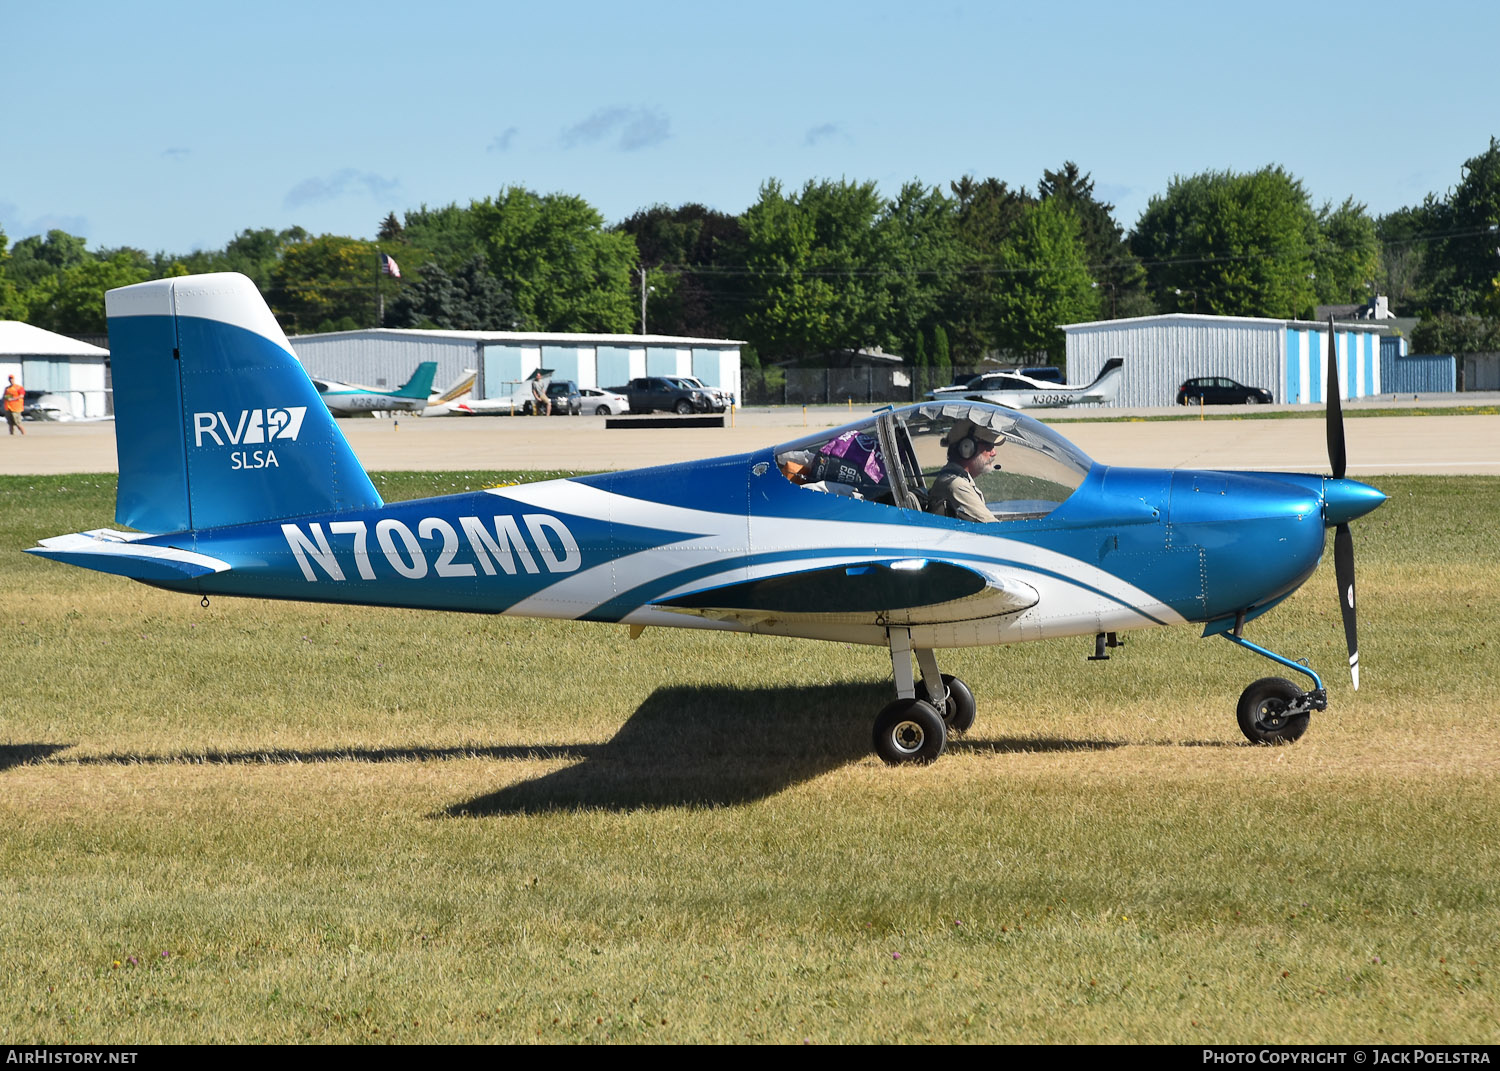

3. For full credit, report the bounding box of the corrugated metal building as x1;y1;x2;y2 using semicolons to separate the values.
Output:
1063;314;1391;407
1381;353;1456;394
1464;354;1500;391
288;328;744;404
0;321;111;418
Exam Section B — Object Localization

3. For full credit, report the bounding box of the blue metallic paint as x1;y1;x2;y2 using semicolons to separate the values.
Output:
30;273;1390;756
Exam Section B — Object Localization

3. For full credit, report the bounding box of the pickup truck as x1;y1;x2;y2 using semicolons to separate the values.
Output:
607;376;727;415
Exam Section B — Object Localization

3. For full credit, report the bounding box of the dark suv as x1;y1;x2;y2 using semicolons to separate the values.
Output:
1177;376;1272;405
522;380;582;415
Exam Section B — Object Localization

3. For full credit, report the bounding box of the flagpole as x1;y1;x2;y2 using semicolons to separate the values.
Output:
375;252;383;327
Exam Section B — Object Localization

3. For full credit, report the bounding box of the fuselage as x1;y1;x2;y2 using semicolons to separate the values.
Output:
315;385;428;415
130;437;1355;651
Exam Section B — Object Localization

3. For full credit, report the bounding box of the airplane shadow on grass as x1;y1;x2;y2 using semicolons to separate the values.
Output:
2;683;1157;811
443;683;1131;816
0;743;71;771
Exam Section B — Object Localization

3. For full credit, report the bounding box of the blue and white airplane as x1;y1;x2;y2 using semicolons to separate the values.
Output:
27;274;1386;764
310;360;438;415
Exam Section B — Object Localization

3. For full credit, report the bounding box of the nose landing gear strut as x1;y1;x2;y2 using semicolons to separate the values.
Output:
1222;629;1327;745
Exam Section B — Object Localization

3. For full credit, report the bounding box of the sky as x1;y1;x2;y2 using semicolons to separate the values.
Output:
4;0;1497;256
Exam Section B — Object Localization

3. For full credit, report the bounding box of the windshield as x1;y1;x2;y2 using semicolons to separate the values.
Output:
775;402;1092;522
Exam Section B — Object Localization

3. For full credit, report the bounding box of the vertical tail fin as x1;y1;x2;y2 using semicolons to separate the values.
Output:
394;361;439;400
108;273;383;533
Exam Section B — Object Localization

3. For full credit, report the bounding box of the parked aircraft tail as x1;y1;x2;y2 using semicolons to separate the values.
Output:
1080;357;1125;404
106;273;383;534
394;361;439;400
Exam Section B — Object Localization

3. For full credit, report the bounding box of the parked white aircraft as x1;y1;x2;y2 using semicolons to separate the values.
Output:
929;358;1124;409
310;362;438;415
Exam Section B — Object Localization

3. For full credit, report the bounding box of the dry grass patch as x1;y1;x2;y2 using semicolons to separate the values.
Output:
2;473;1497;1043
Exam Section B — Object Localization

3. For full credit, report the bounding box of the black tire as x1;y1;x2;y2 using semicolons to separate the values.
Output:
1245;394;1261;405
873;699;947;765
1236;677;1310;745
939;673;977;734
520;401;533;416
595;405;610;416
674;399;695;416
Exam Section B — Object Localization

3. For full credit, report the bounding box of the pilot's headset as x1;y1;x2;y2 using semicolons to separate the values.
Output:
954;422;1003;461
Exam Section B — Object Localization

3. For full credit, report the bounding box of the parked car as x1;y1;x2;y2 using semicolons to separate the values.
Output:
667;376;729;411
522;379;582;415
608;377;721;415
578;387;631;415
1177;376;1273;405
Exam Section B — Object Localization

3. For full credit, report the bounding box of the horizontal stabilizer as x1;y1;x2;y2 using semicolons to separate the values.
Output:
653;558;1038;627
27;530;230;582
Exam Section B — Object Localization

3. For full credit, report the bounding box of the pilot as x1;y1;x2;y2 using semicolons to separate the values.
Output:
928;419;1004;523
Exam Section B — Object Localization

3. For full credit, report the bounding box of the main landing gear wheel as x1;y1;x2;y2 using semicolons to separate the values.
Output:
1236;677;1310;745
939;673;976;734
873;699;947;765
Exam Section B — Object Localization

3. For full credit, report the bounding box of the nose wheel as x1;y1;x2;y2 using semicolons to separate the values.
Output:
1236;677;1314;744
1223;632;1328;745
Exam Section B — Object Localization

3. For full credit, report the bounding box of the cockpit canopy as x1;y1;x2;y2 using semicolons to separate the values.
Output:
774;402;1094;522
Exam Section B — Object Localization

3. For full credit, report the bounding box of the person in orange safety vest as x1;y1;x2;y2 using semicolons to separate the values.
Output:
4;375;25;436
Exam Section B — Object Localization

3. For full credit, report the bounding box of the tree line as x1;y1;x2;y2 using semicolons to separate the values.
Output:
3;138;1497;368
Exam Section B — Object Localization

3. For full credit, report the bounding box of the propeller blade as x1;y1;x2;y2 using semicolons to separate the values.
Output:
1333;521;1359;689
1326;316;1347;479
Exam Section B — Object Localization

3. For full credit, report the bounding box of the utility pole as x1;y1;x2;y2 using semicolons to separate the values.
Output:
639;267;655;335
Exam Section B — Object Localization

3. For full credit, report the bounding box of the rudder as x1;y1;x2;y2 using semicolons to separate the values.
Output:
394;361;438;400
108;272;383;532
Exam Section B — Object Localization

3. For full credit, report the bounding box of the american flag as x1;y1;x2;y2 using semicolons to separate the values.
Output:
379;253;401;278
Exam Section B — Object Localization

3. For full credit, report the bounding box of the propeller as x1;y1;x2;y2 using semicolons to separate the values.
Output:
1326;317;1360;689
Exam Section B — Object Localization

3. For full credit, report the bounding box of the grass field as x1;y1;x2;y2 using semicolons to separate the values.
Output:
2;471;1497;1044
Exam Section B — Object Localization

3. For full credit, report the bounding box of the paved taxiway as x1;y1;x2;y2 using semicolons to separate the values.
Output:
2;400;1496;477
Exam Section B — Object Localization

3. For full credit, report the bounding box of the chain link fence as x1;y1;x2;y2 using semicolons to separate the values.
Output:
741;366;1003;406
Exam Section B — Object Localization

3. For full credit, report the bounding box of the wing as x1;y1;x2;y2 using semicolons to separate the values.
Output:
651;558;1038;628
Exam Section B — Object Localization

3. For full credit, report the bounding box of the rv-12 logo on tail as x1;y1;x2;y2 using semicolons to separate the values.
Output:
192;407;308;470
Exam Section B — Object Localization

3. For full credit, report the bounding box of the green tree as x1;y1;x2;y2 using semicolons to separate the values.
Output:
377;212;405;242
1312;198;1379;306
1429;137;1500;316
1410;311;1500;355
737;179;961;361
399;203;487;271
0;227;26;321
267;235;383;333
468;188;637;332
616;203;746;338
880;182;963;361
1375;200;1439;313
932;323;952;387
1131;166;1321;319
911;331;929;396
170;226;310;291
385;256;516;330
1039;162;1150;319
6;230;90;289
950;176;1036;358
24;250;154;334
739;178;894;360
988;199;1099;362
